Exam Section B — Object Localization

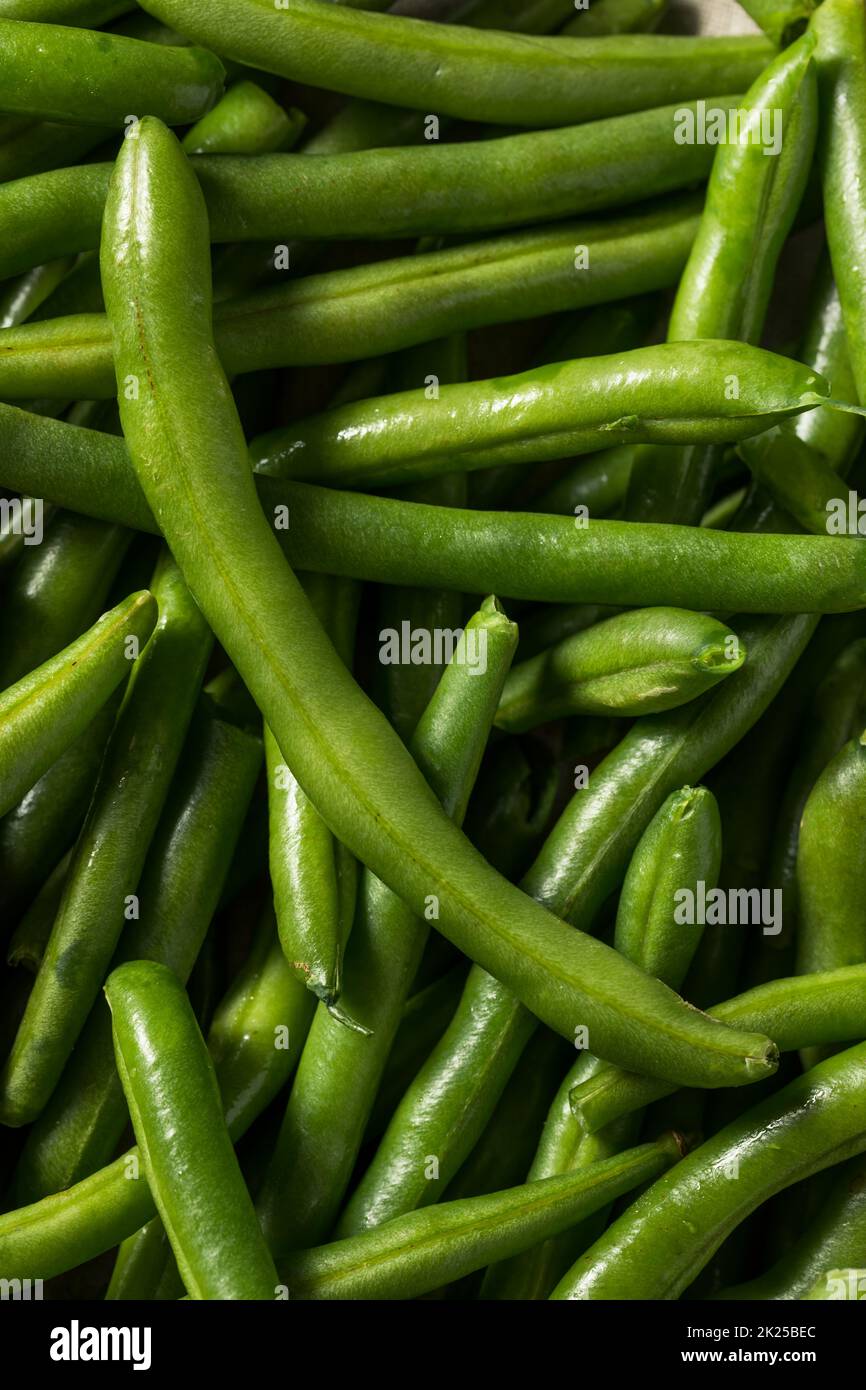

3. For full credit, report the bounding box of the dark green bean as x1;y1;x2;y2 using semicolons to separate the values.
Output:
739;0;814;46
135;0;773;126
0;695;117;923
6;851;69;971
106;960;279;1300
530;445;634;519
0;555;211;1125
716;1154;866;1300
554;1040;866;1300
563;0;667;35
796;729;866;978
0;510;129;689
11;702;262;1203
0;591;155;822
0;193;701;399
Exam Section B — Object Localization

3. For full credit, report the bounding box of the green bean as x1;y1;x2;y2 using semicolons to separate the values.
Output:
0;695;117;922
495;609;744;732
277;1136;682;1297
739;0;815;47
803;1269;866;1300
624;31;818;524
0;510;129;689
255;595;519;1253
6;850;69;971
4;412;863;616
0;193;702;399
0;256;74;329
814;0;866;403
207;906;315;1141
0;20;223;130
740;258;865;530
0;591;155;822
106;960;279;1300
479;784;718;1299
135;0;773;126
452;0;574;31
12;702;262;1203
0;97;743;282
250;341;835;490
266;574;359;1006
106;1215;177;1302
563;0;667;35
463;740;559;881
570;965;866;1136
796;730;866;983
554;1039;866;1300
768;639;866;945
0;555;211;1126
716;1154;866;1300
182;80;303;157
530;445;634;519
0;0;132;21
101;119;780;1096
365;966;467;1144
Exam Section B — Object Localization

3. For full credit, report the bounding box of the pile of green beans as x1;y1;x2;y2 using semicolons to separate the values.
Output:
1;0;866;1320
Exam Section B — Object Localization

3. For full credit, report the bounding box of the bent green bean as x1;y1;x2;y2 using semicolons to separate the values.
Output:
106;960;279;1301
0;591;155;820
136;0;773;126
100;117;778;1090
494;609;744;732
570;966;866;1135
249;341;835;489
277;1136;683;1298
553;1040;866;1300
0;194;702;399
0;19;224;127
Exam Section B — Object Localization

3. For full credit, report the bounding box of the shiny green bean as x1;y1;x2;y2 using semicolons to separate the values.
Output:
106;960;279;1300
494;609;744;732
279;1136;683;1297
554;1040;866;1300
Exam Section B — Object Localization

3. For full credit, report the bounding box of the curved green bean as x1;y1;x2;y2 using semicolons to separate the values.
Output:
277;1136;682;1298
716;1154;866;1300
106;960;279;1300
570;966;866;1135
0;591;155;821
136;0;773;126
249;341;835;489
100;118;779;1089
182;79;302;156
554;1039;866;1300
494;609;744;732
